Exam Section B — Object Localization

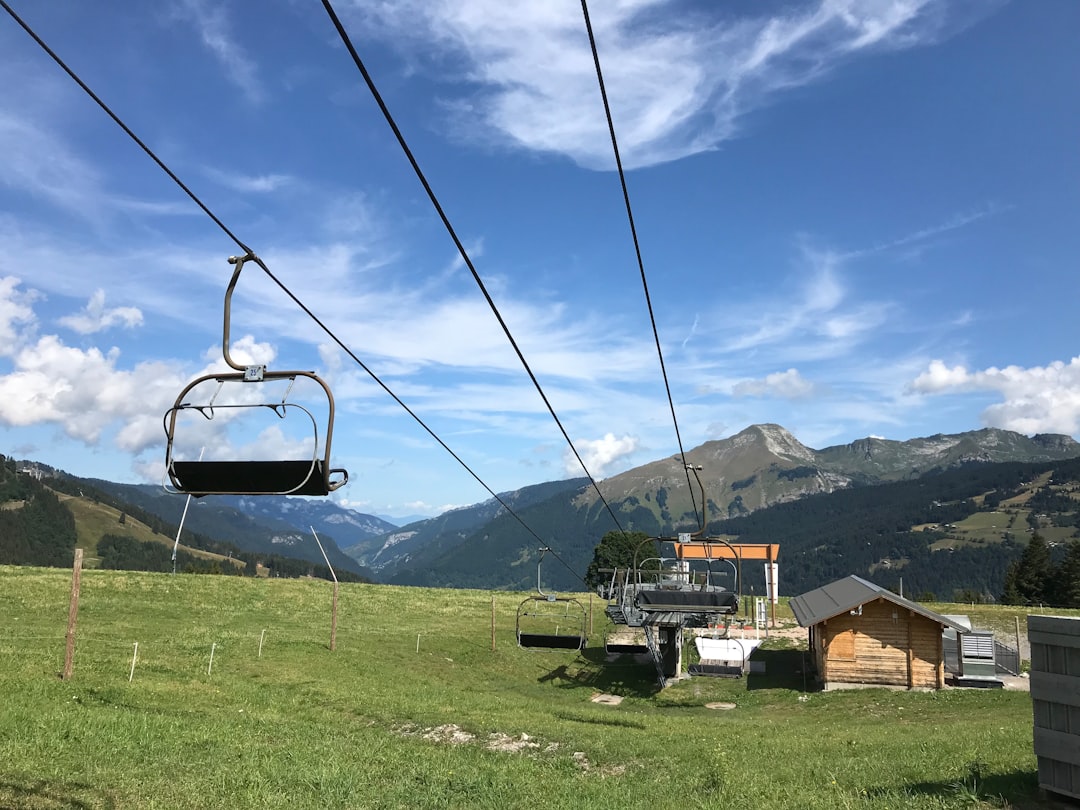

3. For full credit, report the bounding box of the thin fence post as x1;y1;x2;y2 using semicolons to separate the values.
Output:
208;642;216;677
416;633;421;653
331;580;338;652
1015;615;1022;663
491;596;496;652
62;548;84;681
589;593;594;636
258;628;266;658
129;642;138;683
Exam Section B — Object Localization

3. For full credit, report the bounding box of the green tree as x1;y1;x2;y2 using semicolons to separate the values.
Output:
585;530;654;589
1050;540;1080;608
1001;532;1051;605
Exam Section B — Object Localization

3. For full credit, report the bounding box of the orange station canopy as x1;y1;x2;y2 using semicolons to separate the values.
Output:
672;542;780;562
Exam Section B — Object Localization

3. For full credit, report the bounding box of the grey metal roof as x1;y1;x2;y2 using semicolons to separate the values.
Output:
789;575;969;632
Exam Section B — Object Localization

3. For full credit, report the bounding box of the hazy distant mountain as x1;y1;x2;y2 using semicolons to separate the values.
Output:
78;480;374;576
345;477;590;577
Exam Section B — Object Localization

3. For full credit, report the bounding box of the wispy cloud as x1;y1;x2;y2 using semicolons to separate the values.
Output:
841;202;1008;260
172;0;264;104
732;368;817;400
58;290;143;335
910;358;1080;435
203;167;293;193
0;112;105;216
344;0;961;168
0;275;39;356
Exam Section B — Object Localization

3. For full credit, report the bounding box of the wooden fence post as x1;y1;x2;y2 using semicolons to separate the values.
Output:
62;548;83;681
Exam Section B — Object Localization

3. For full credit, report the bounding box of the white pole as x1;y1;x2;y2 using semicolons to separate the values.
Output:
172;447;205;575
416;633;421;653
208;642;216;677
129;642;138;683
258;628;266;658
310;527;339;651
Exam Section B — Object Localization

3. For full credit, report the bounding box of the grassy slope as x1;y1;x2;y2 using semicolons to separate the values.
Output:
57;493;241;569
0;567;1059;809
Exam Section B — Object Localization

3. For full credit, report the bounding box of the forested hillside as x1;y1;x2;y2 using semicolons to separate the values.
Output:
0;456;77;566
710;458;1080;599
0;457;370;583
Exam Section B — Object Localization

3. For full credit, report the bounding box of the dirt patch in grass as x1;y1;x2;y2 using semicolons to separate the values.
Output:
590;693;623;705
393;721;631;776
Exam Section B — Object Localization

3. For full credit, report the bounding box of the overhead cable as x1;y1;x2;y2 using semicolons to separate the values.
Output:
579;0;700;528
318;0;628;540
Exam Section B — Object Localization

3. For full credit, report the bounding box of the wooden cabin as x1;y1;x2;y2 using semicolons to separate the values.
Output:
790;575;969;691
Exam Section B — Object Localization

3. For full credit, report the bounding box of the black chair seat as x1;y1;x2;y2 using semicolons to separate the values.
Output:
518;633;585;650
171;459;328;496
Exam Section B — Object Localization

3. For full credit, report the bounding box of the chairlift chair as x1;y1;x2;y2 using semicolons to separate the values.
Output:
516;548;587;651
163;254;348;497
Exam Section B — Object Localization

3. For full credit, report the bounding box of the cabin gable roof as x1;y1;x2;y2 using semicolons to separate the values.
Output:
789;575;968;632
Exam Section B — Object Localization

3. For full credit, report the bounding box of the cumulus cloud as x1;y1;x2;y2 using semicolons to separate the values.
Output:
910;357;1080;435
0;333;186;449
566;432;639;477
0;278;313;472
58;290;143;334
732;368;816;399
344;0;959;169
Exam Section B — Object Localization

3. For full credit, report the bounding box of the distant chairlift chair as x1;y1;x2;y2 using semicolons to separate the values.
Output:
516;548;587;651
163;253;348;497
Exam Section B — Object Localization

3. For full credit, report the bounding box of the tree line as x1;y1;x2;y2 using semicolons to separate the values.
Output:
1001;532;1080;607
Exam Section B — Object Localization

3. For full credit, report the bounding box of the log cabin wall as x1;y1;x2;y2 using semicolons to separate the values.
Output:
818;597;944;689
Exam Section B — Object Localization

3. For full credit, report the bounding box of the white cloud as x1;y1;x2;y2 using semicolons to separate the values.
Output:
910;357;1080;435
0;113;202;224
203;167;292;193
0;333;185;448
58;290;143;334
716;247;888;358
0;275;38;356
0;113;105;216
173;0;264;103
732;368;816;400
566;432;639;477
344;0;956;169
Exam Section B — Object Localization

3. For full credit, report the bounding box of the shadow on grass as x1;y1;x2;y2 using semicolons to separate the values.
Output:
0;778;116;809
870;769;1043;809
534;647;659;698
745;648;815;692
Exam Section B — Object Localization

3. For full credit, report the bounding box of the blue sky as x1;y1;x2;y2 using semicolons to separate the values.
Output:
1;0;1078;520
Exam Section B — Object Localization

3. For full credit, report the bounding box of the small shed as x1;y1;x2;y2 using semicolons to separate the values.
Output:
790;575;969;690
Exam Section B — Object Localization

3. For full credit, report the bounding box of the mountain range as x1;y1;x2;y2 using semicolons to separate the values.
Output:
349;424;1080;595
7;424;1080;600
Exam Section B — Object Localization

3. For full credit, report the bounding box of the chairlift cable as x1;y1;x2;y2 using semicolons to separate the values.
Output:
1;3;575;562
318;0;628;540
0;0;253;257
579;0;701;528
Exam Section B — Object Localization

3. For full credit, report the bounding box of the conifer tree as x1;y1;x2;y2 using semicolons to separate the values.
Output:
1001;532;1051;605
1051;540;1080;608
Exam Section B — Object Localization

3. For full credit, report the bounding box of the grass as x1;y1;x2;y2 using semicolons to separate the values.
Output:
0;566;1055;809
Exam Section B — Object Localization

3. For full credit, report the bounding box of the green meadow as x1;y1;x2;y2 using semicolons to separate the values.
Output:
0;566;1053;809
